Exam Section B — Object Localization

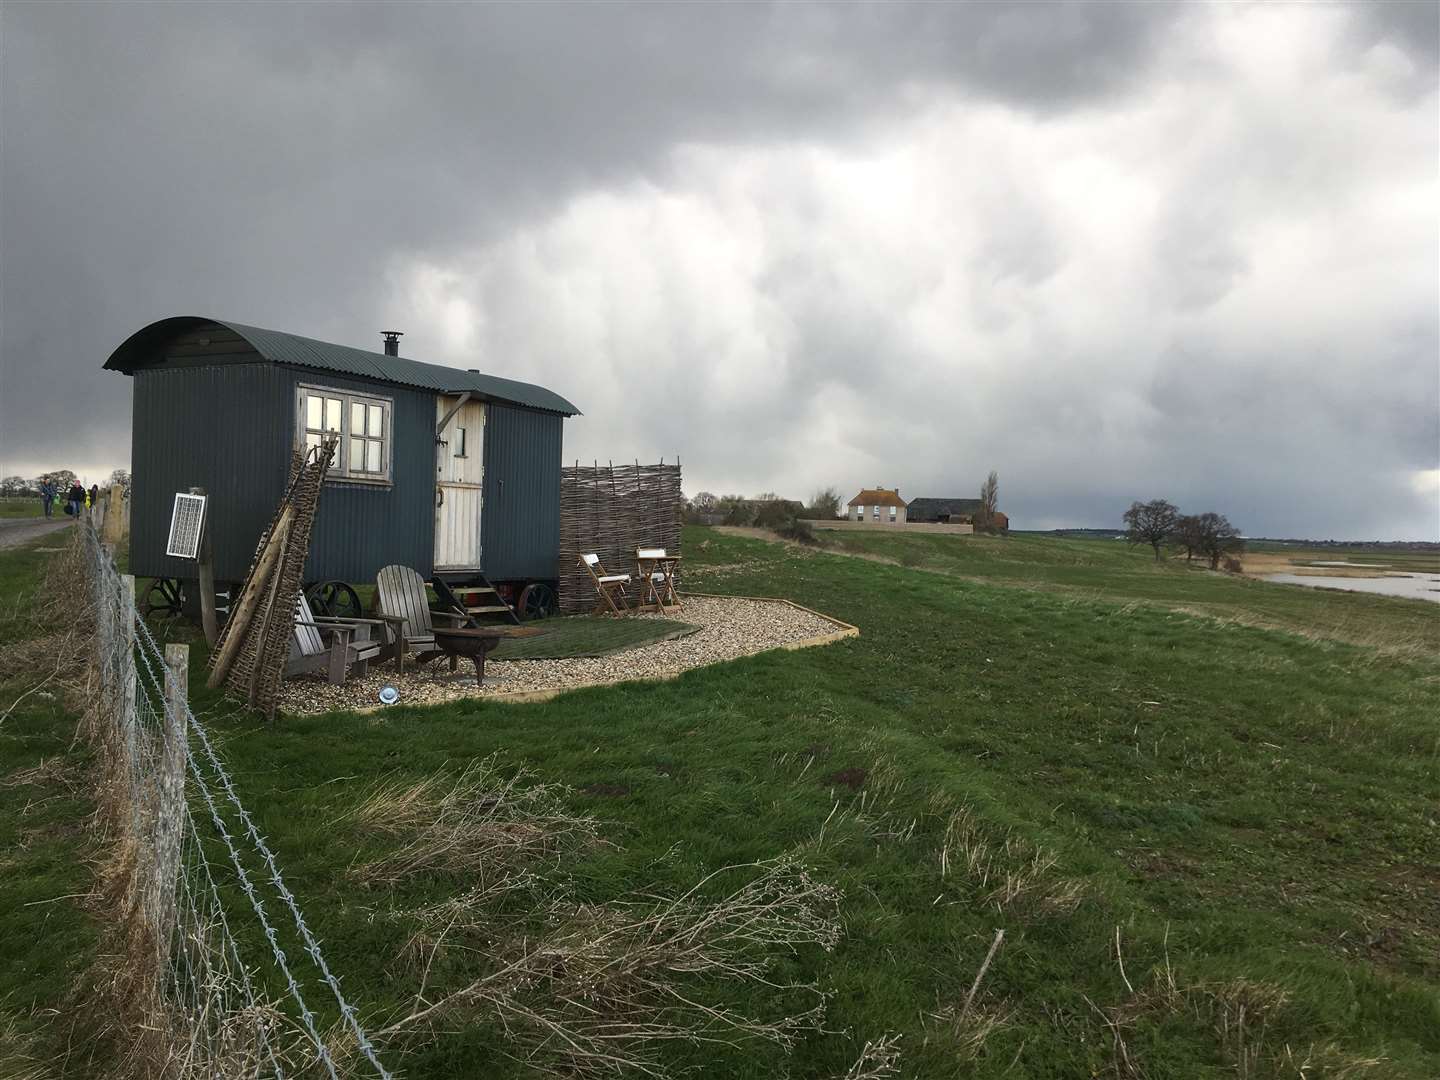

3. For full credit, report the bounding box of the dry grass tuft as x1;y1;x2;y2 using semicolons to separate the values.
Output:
939;806;1084;917
348;754;604;886
378;859;843;1079
0;1012;52;1080
832;1033;902;1079
0;529;92;728
1088;931;1388;1079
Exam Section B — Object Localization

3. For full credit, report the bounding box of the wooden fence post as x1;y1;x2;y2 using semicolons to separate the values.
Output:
190;487;218;647
152;643;189;953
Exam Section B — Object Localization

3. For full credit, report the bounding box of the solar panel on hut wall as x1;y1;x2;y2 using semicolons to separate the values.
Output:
165;492;207;558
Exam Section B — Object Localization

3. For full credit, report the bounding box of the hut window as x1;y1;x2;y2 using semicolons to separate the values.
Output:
298;384;392;483
454;427;467;457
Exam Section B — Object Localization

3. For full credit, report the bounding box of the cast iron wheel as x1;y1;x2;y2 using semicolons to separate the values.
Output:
141;577;185;618
516;582;557;621
306;580;364;620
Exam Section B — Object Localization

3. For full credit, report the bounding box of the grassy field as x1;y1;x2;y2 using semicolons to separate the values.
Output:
2;526;1438;1077
0;496;46;519
815;528;1440;659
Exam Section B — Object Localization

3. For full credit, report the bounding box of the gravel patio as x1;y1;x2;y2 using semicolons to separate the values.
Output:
276;595;854;714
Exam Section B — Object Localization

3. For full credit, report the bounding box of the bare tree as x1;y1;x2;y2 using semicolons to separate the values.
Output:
39;469;77;490
107;468;131;489
719;495;752;526
0;475;32;497
691;491;718;514
1191;511;1244;570
977;471;999;532
1173;515;1202;562
1122;499;1180;561
806;487;842;520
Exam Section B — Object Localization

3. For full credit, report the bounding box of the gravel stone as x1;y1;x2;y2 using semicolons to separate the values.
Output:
276;596;847;715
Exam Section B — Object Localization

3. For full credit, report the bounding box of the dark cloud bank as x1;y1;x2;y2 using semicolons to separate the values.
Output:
2;1;1435;538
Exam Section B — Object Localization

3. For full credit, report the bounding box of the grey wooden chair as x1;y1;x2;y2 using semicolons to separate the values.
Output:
375;564;470;672
284;593;388;684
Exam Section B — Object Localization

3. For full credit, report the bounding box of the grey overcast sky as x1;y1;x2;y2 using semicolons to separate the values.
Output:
1;1;1436;538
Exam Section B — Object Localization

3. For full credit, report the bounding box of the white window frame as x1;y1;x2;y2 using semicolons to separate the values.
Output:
889;505;897;522
295;383;393;485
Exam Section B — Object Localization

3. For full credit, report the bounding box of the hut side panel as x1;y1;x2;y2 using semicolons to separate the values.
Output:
130;363;292;582
278;368;437;584
481;403;564;582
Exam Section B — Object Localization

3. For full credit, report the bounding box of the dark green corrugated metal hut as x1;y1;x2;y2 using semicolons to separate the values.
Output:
105;316;579;590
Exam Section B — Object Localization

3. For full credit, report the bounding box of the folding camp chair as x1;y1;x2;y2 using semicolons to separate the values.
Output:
579;553;632;616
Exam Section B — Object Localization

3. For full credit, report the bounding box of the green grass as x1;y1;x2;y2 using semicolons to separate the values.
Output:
0;497;46;519
3;526;1438;1077
490;614;700;659
0;536;98;1065
815;528;1439;657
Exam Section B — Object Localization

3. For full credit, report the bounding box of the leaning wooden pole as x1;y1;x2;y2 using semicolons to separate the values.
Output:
206;508;292;688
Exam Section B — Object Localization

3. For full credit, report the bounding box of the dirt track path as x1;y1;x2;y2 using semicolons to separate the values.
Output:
0;517;73;550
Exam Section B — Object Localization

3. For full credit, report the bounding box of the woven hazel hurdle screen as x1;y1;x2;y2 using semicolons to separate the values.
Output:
558;462;683;614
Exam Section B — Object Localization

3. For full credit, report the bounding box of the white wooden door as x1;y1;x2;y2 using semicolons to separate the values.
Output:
434;397;485;570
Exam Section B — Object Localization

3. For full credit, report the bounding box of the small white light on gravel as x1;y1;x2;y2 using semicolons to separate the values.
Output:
378;686;399;705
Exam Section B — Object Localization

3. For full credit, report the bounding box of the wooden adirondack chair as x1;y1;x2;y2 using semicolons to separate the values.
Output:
580;553;632;616
375;564;471;672
284;593;388;685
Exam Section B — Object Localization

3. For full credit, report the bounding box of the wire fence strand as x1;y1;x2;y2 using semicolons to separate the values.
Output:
79;521;392;1079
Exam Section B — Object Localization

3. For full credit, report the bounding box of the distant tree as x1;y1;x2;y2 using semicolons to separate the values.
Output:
804;487;842;520
108;468;131;489
1173;514;1203;562
754;499;793;529
977;470;999;532
718;494;753;526
39;469;77;491
1191;512;1244;570
691;491;718;514
1123;499;1180;561
752;491;783;504
1;475;33;497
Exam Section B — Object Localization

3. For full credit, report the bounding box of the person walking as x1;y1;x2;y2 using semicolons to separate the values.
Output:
89;483;99;507
67;480;85;517
40;480;55;517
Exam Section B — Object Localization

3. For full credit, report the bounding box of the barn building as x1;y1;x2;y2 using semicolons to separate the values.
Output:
907;497;1008;531
104;317;579;618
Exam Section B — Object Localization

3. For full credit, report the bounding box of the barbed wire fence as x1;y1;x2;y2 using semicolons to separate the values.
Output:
79;520;392;1080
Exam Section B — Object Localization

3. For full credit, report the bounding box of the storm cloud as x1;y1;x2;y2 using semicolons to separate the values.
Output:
2;1;1436;537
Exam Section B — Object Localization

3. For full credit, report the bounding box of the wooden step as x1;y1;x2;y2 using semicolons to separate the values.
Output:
465;604;513;614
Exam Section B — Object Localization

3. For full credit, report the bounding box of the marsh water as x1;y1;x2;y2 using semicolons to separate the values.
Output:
1263;572;1440;604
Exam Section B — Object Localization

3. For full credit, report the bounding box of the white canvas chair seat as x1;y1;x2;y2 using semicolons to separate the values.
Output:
581;553;632;616
634;547;680;610
376;564;470;670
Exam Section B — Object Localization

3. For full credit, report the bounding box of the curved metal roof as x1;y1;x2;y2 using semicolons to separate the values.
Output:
103;316;580;415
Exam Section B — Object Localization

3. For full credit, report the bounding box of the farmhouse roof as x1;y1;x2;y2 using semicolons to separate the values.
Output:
907;497;984;516
847;488;907;508
103;316;581;416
